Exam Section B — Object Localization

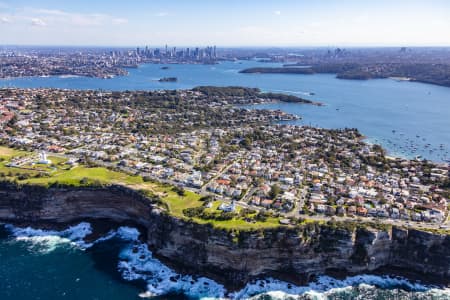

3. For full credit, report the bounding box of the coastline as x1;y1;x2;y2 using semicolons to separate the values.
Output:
4;222;448;300
0;71;128;80
0;183;449;291
2;218;449;291
389;76;412;81
239;66;450;89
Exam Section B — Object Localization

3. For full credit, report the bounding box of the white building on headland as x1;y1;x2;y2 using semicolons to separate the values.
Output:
218;200;236;212
37;151;51;164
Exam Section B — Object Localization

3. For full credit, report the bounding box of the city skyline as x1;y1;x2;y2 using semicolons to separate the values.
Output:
1;0;450;47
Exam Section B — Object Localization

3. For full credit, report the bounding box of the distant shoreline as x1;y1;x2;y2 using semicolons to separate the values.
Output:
389;76;411;81
239;65;450;89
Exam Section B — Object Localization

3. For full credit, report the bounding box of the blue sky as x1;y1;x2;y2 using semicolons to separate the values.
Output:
1;0;450;46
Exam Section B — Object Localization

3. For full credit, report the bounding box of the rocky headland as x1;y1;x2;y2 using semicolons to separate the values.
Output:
0;183;449;289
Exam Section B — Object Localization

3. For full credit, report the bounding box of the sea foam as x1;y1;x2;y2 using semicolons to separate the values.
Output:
4;222;93;253
231;275;436;300
112;227;226;298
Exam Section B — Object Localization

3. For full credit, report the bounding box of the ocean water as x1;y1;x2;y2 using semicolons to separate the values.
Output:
1;222;449;300
1;60;450;162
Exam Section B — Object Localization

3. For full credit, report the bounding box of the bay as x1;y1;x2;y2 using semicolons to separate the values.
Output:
1;60;449;162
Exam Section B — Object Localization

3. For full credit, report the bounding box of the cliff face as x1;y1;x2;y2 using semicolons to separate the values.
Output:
0;184;449;288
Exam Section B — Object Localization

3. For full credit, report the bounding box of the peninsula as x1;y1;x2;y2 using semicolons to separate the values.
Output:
0;86;449;288
239;63;450;87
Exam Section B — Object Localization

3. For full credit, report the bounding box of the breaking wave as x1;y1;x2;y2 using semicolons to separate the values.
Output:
3;222;449;299
232;276;450;300
4;222;93;253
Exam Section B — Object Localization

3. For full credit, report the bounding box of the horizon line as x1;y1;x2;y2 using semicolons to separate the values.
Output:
2;44;450;49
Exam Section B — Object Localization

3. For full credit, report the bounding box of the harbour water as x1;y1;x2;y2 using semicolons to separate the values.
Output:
1;61;450;299
1;60;450;162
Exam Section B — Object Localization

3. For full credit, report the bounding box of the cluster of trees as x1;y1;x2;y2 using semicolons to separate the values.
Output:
172;186;186;196
182;204;270;223
258;92;313;104
0;171;50;181
269;184;281;199
28;88;288;138
193;86;260;97
182;206;237;221
193;86;313;104
240;67;315;75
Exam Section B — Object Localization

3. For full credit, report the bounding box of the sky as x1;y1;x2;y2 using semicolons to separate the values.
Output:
1;0;450;47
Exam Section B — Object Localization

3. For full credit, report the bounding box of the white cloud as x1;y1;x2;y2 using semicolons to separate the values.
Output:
112;18;128;25
0;16;10;23
17;8;129;27
35;9;67;16
353;14;370;24
31;18;46;27
154;12;169;17
70;13;106;26
274;10;281;16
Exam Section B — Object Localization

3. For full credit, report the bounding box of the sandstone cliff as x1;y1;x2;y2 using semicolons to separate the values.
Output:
0;183;448;288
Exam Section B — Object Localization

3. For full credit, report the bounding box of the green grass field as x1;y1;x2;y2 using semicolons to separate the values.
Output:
0;146;28;159
0;147;143;186
24;166;143;186
158;191;283;229
0;146;283;230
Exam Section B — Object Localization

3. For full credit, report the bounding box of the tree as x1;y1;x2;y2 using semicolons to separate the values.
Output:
269;184;281;199
240;137;252;150
172;186;186;196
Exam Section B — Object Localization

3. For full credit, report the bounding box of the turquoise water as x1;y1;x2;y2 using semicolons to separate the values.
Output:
1;60;449;162
1;223;449;300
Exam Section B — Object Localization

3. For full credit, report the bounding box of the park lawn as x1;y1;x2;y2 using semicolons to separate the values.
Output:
160;194;284;229
202;216;282;230
0;161;41;177
0;146;29;159
207;215;324;230
204;200;222;212
23;166;143;186
0;146;39;176
47;155;68;165
158;188;203;218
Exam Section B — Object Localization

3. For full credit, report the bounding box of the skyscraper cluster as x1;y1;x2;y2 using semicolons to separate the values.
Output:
136;45;217;61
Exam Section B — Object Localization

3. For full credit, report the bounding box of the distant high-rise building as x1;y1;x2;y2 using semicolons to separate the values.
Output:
133;44;217;61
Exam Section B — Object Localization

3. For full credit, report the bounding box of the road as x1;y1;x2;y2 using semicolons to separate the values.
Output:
201;159;236;193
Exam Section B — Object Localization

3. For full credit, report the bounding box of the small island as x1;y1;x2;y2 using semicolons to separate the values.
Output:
158;77;178;82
